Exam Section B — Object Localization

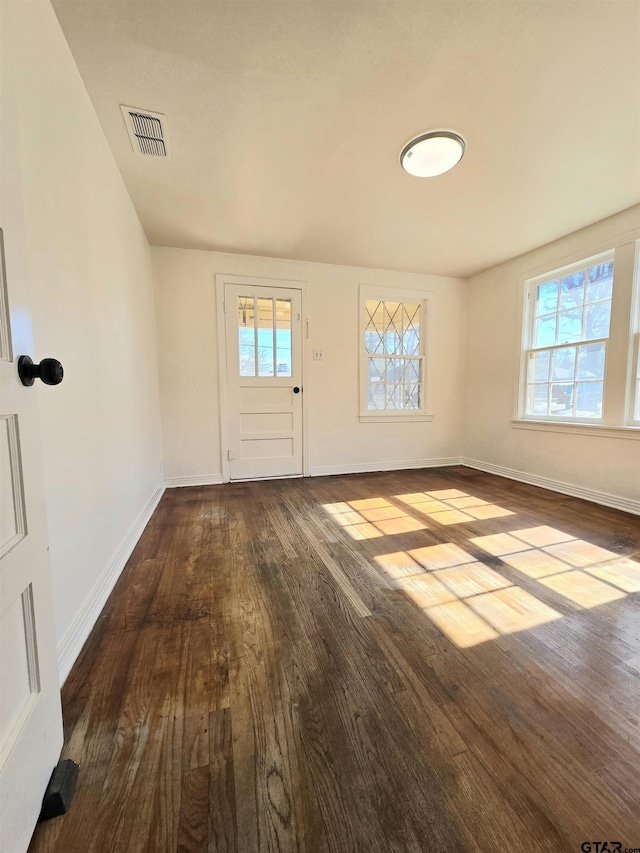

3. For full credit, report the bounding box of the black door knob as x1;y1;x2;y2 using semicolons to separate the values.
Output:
18;355;64;387
293;386;301;394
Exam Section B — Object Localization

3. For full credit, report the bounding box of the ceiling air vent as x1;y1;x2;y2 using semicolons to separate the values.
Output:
120;105;170;157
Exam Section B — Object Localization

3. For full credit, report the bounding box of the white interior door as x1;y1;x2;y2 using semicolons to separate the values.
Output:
0;28;64;853
224;282;303;480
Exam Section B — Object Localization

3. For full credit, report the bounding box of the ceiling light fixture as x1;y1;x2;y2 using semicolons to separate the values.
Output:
400;131;465;177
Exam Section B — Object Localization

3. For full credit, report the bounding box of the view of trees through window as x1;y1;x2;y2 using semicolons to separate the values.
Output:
526;260;613;419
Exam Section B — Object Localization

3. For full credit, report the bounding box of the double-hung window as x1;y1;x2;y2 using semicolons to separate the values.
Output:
523;255;614;420
360;286;430;421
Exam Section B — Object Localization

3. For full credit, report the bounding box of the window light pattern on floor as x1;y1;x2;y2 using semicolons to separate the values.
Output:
322;494;639;648
322;489;514;538
395;489;515;524
471;526;637;609
322;498;426;539
375;544;562;647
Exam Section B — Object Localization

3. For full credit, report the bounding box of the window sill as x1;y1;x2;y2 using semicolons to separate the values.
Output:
511;419;640;440
359;413;434;424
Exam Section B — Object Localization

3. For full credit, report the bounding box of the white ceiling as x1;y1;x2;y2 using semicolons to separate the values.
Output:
52;1;640;278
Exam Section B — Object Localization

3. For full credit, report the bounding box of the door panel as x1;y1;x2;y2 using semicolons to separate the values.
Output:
1;13;64;849
242;437;294;459
0;591;33;751
240;411;293;433
0;414;26;558
224;283;303;480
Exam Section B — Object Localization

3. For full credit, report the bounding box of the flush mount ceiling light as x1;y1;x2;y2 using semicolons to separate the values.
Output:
400;131;465;177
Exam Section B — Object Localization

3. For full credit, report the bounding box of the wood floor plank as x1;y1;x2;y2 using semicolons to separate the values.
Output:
29;468;640;853
177;766;210;853
206;710;236;853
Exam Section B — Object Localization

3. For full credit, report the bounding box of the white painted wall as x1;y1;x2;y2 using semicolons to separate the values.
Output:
463;205;640;509
152;248;467;481
5;1;164;680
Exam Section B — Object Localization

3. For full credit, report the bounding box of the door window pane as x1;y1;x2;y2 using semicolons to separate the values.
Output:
257;298;274;376
275;300;292;376
238;296;256;377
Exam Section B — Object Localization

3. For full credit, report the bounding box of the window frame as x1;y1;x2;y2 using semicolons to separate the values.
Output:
628;240;640;425
632;333;640;423
519;250;615;425
359;284;433;423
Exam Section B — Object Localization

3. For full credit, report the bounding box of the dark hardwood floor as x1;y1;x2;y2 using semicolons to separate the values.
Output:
29;467;640;852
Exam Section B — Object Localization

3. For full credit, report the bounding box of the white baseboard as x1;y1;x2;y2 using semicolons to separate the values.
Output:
461;457;640;516
165;474;224;487
308;457;463;477
57;484;165;685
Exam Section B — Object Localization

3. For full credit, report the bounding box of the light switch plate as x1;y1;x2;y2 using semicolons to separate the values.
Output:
313;349;324;361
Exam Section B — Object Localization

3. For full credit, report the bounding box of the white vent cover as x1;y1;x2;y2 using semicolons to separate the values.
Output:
120;105;170;157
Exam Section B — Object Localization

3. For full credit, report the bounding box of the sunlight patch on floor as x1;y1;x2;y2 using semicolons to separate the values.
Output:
348;498;394;511
543;540;619;568
410;499;450;514
322;501;638;648
426;509;475;526
472;526;639;609
374;551;426;580
465;504;515;520
469;532;531;556
433;563;511;598
394;558;561;645
358;506;407;522
586;558;640;593
446;496;488;509
398;574;458;608
322;499;426;539
408;543;477;571
506;525;575;547
501;549;570;579
425;601;500;647
467;587;561;633
385;530;637;646
373;516;427;535
539;570;626;608
395;489;515;525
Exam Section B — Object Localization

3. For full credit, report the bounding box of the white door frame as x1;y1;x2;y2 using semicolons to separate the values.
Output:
215;274;309;482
